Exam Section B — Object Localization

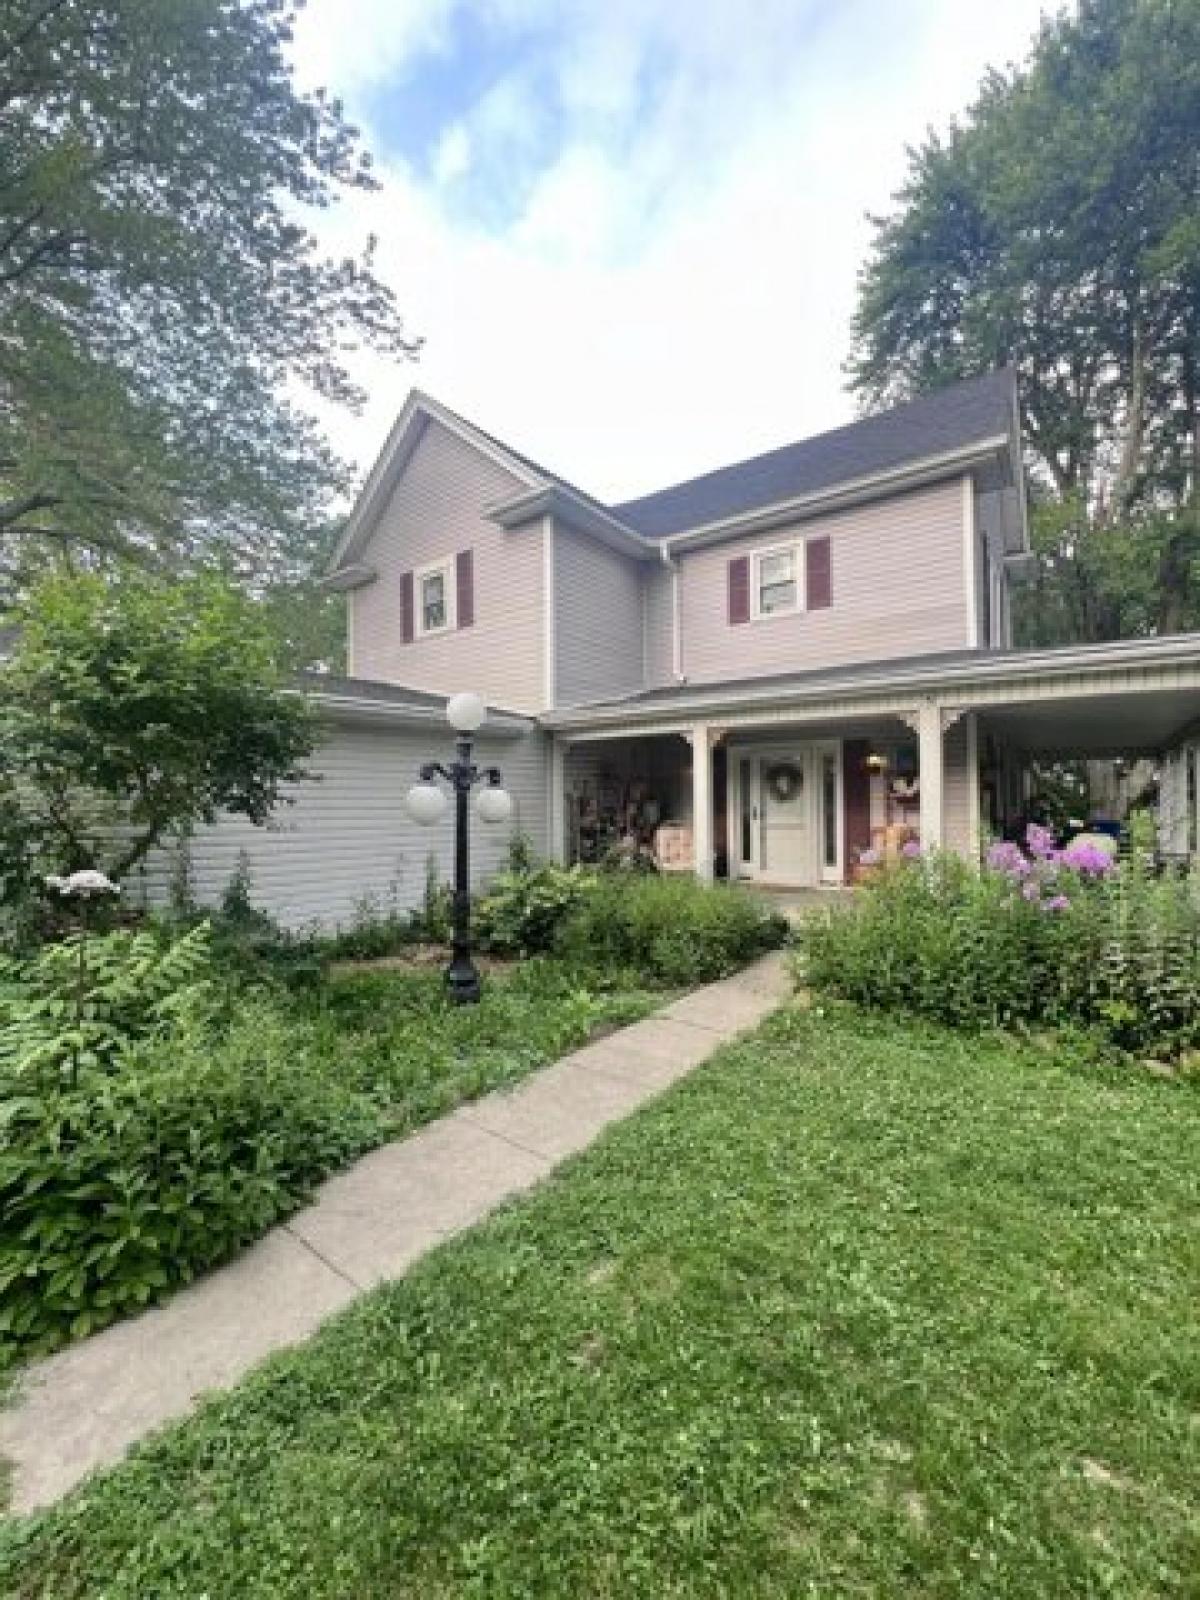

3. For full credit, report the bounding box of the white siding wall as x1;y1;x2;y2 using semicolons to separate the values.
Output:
134;717;549;931
349;420;546;712
554;529;645;706
675;479;970;684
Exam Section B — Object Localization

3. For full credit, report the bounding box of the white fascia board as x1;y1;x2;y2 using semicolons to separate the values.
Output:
487;485;656;560
318;562;377;593
304;691;533;738
542;634;1200;733
658;436;1012;554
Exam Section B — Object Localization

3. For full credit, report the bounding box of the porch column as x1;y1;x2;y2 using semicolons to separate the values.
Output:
917;698;945;852
548;736;566;863
691;722;714;881
965;712;981;861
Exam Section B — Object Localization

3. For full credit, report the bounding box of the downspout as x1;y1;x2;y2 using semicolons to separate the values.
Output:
660;543;684;682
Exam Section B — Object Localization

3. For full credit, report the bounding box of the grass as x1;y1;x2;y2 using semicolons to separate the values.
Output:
2;1004;1198;1596
298;958;664;1132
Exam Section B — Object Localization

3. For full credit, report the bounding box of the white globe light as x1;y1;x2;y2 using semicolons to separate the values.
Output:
406;782;447;826
476;785;513;825
446;690;486;733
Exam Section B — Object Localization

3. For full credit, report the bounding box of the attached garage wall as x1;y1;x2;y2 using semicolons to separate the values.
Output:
133;716;549;931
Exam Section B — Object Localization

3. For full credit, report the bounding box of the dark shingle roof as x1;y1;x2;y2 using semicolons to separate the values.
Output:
611;369;1017;538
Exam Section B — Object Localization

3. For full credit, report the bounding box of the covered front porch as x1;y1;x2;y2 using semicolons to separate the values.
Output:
551;708;981;889
544;636;1200;884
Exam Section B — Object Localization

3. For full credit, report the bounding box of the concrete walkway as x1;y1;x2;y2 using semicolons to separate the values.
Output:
0;952;790;1515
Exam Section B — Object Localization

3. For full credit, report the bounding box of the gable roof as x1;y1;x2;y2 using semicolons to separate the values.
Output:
612;369;1019;539
326;390;546;575
326;367;1023;581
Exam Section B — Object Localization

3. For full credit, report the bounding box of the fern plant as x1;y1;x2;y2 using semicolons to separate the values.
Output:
0;922;216;1088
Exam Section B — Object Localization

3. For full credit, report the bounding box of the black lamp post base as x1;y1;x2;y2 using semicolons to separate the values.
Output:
445;952;482;1005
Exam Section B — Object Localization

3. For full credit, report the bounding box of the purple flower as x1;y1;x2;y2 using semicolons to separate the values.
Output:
986;841;1030;878
1025;822;1057;860
1059;842;1115;877
1021;880;1041;903
900;839;922;859
858;847;882;867
1042;895;1071;913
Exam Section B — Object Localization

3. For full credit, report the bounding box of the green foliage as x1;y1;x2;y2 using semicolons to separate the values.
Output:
849;0;1200;642
0;922;215;1088
802;853;1200;1054
0;1004;384;1353
0;940;661;1361
0;570;315;897
4;1008;1197;1596
474;862;597;955
555;873;788;985
0;0;417;598
418;854;453;944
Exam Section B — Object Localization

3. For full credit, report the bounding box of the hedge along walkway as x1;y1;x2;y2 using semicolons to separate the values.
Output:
0;952;791;1516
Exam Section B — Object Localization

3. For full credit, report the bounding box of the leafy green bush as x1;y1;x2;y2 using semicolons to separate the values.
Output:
801;851;1200;1055
555;874;788;985
474;863;598;955
0;922;216;1088
0;1003;383;1353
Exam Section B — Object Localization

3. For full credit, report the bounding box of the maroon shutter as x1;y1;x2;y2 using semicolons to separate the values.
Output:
400;570;414;643
806;536;832;609
456;548;474;629
843;739;872;881
728;556;750;624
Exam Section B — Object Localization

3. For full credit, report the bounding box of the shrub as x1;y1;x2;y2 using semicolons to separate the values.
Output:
801;841;1200;1056
0;921;217;1089
474;863;598;955
0;1002;382;1354
555;874;788;985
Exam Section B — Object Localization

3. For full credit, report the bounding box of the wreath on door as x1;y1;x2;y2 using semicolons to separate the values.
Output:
765;762;803;804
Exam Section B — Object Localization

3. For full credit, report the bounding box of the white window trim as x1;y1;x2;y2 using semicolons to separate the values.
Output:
414;556;456;638
750;539;806;621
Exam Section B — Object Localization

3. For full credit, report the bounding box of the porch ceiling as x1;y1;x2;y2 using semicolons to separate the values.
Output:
983;689;1198;757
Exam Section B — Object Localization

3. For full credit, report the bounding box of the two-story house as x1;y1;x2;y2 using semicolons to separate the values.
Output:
139;369;1200;927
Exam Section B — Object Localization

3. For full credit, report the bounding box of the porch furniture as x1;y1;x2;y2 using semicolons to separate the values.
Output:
653;822;695;873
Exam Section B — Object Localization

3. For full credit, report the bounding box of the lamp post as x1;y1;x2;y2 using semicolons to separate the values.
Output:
406;691;513;1004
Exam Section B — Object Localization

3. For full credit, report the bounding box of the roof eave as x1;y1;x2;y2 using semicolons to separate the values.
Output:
318;562;377;593
300;688;533;737
487;486;656;559
655;435;1012;552
543;633;1200;733
325;391;548;577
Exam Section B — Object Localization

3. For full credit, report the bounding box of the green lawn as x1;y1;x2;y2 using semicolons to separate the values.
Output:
3;1004;1198;1597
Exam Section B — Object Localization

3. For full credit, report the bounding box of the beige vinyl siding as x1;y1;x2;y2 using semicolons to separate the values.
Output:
134;718;548;931
554;529;645;707
643;561;676;688
676;479;969;684
349;420;545;712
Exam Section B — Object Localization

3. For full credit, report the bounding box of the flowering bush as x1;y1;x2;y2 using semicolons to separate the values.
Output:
801;836;1200;1056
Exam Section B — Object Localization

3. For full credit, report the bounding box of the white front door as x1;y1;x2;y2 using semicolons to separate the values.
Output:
732;742;843;886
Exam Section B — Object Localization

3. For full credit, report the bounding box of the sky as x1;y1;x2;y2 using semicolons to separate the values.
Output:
289;0;1054;505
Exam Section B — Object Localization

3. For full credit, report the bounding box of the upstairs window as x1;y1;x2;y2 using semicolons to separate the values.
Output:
753;544;801;617
416;558;454;637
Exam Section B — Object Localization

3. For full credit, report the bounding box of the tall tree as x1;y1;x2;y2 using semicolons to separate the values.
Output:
0;0;419;599
848;0;1200;644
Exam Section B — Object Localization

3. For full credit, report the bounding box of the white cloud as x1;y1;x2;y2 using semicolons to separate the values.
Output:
290;0;1053;503
431;122;472;185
